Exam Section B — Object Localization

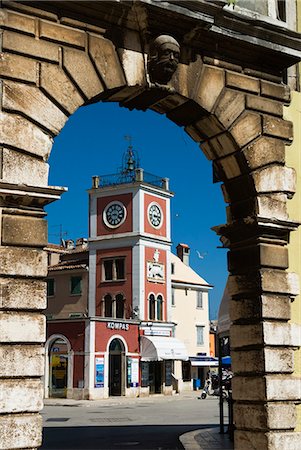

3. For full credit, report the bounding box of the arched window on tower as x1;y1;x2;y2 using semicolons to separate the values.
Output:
149;294;156;320
104;294;113;318
157;294;163;321
116;293;125;319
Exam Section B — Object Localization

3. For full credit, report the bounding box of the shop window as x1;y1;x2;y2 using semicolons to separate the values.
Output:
149;294;156;320
70;276;82;295
197;291;203;308
104;294;113;317
182;361;191;382
116;293;125;319
103;258;125;281
196;325;204;346
47;278;55;296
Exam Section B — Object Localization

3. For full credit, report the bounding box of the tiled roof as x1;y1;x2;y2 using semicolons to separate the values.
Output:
48;263;88;272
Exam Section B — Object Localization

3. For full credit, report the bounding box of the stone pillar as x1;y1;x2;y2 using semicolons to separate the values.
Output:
214;217;301;449
0;183;65;449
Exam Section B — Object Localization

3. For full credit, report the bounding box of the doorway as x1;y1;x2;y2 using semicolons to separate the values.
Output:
109;339;125;396
149;361;163;394
49;338;69;398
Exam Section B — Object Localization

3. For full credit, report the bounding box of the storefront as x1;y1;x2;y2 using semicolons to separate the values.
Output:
140;335;188;395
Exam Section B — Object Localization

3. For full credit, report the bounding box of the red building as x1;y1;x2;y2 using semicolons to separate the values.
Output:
45;149;188;399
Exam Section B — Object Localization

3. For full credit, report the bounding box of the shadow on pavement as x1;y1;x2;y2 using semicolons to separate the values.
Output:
42;424;219;450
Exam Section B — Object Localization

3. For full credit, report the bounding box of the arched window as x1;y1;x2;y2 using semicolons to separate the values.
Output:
157;294;163;321
149;294;156;320
104;294;113;318
116;293;125;319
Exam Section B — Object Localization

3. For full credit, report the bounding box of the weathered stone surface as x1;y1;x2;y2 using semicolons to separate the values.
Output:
231;322;300;348
246;95;283;116
232;376;266;401
63;47;104;100
243;137;285;170
200;133;238;160
0;312;45;343
252;165;296;195
0;247;47;277
230;112;262;147
216;154;242;179
231;348;293;373
172;56;203;99
266;376;301;401
214;89;245;128
40;20;86;48
235;431;301;450
226;71;260;93
229;295;291;322
3;30;60;62
0;111;52;159
117;30;145;87
195;66;225;112
261;270;299;296
263;116;293;141
0;413;42;449
2;215;47;247
0;9;35;34
257;194;288;221
0;278;46;310
0;379;43;414
2;80;68;135
192;116;224;140
228;244;288;272
1;148;49;186
89;34;126;90
261;80;290;103
234;403;296;430
151;94;188;115
0;345;44;377
0;52;37;83
40;63;84;115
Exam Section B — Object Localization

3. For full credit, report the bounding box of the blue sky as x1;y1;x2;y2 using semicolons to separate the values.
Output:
46;102;228;319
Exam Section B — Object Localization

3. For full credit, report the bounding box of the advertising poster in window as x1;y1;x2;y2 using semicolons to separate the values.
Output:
95;357;104;388
141;361;149;387
127;358;139;387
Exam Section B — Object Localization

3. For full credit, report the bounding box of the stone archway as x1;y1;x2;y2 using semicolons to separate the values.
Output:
1;2;301;449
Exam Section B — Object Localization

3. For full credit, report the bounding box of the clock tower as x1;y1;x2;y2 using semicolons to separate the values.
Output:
88;146;174;328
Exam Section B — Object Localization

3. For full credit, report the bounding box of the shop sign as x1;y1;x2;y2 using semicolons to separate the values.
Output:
144;329;170;336
107;322;129;331
95;357;104;388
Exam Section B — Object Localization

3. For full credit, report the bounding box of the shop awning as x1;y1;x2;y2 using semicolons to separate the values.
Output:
190;356;218;367
140;336;188;361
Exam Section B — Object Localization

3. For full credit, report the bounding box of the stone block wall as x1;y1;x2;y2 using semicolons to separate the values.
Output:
0;2;300;448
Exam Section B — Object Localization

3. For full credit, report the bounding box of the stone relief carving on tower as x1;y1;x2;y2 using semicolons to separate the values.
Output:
147;35;180;85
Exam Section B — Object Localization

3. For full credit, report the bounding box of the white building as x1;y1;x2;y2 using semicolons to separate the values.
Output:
171;243;214;390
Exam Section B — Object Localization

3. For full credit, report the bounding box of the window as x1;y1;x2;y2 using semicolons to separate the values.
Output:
103;258;125;281
70;276;82;295
171;263;175;275
104;294;113;317
196;326;204;346
47;278;55;296
103;293;125;319
171;288;175;307
197;291;203;308
116;293;125;319
157;295;163;321
148;293;164;321
149;294;156;320
182;361;191;382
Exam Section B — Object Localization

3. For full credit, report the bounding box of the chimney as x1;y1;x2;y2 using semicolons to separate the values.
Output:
76;238;88;248
176;243;190;266
65;239;75;250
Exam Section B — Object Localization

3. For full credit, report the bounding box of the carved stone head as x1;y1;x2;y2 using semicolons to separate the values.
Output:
148;35;180;84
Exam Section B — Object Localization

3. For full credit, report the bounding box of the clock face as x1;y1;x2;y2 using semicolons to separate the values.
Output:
148;202;163;228
103;201;126;228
